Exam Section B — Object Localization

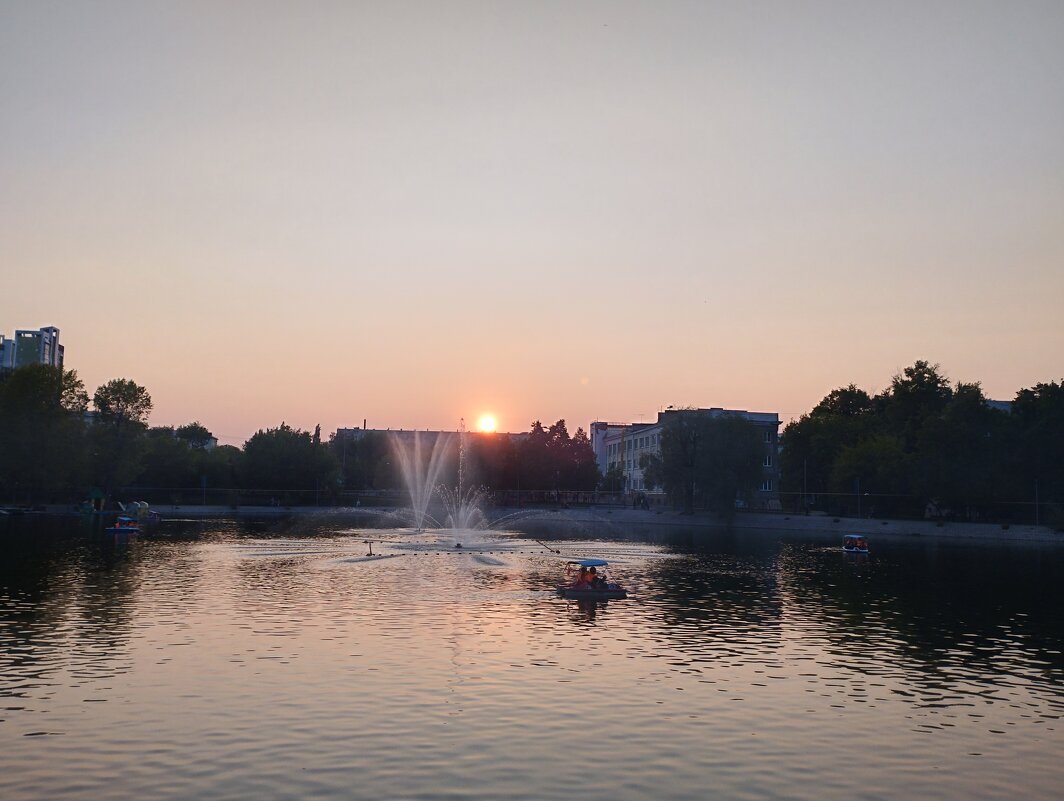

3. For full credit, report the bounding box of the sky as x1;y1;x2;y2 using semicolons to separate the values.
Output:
2;1;1062;446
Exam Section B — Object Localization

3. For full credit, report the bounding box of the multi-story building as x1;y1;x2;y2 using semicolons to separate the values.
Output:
0;326;64;372
335;425;527;446
591;407;782;509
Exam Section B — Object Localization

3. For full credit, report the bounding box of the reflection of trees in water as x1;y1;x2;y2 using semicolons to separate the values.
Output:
639;548;785;661
775;540;1064;705
522;517;1064;712
0;518;146;692
516;524;787;651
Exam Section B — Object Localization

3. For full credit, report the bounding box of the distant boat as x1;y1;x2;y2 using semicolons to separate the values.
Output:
843;534;869;554
107;515;140;535
556;558;628;600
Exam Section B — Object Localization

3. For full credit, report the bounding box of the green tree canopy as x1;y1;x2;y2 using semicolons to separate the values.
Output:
175;421;214;448
0;365;89;502
89;378;153;501
512;419;598;492
1010;380;1064;518
647;410;763;517
242;423;339;500
93;378;153;426
780;362;1060;521
136;426;199;493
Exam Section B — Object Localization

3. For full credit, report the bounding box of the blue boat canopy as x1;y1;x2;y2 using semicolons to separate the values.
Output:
567;558;609;567
843;534;864;540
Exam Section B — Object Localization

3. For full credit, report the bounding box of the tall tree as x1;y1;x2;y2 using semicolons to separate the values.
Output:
93;379;153;426
696;414;765;520
645;410;762;517
781;384;878;507
175;421;214;448
89;378;153;502
1010;380;1064;521
0;364;89;503
881;360;953;450
564;427;601;490
516;421;553;491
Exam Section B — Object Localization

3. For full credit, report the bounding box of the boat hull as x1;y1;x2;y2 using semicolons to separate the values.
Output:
556;586;627;600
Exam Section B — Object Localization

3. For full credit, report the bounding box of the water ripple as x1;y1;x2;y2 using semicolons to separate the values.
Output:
1;525;1062;800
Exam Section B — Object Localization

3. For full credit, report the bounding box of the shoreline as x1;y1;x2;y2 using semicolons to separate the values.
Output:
507;507;1064;545
20;503;1061;545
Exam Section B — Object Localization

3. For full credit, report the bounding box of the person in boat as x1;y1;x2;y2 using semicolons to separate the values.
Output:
583;567;599;588
572;566;589;588
587;566;604;589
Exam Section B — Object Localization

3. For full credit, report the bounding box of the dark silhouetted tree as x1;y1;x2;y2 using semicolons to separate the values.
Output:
90;378;153;502
242;423;339;503
0;364;89;502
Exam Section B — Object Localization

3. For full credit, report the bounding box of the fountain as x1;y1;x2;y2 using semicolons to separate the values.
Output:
389;428;453;532
389;419;488;534
387;420;553;544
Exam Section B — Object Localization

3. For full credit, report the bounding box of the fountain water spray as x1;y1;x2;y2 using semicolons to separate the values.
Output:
389;421;544;536
389;429;452;532
389;421;489;533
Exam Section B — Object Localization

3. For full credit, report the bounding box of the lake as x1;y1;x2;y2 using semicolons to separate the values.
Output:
2;515;1062;800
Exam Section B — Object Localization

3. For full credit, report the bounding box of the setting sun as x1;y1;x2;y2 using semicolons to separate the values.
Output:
477;414;497;433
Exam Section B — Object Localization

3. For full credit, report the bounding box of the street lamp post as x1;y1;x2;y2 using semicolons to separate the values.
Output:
803;457;808;514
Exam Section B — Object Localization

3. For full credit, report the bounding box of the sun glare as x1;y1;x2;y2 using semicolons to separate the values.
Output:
477;414;497;433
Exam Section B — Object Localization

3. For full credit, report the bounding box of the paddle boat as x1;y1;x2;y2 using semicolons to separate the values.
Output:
107;515;141;535
842;534;869;554
557;558;627;600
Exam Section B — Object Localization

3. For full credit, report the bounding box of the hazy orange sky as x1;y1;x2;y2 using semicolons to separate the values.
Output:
2;2;1061;446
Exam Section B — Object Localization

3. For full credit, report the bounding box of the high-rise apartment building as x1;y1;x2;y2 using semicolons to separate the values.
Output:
0;326;64;372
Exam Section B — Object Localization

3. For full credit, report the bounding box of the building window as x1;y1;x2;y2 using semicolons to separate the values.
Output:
760;480;772;492
763;453;772;467
763;431;772;443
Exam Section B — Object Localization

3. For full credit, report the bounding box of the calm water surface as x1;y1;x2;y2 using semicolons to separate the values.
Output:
2;517;1062;800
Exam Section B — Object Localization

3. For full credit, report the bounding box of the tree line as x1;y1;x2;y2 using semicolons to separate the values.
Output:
780;361;1063;527
0;364;602;507
3;360;1060;523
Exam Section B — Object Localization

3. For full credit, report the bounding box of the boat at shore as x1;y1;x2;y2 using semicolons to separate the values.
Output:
107;515;141;535
843;534;869;554
556;558;628;600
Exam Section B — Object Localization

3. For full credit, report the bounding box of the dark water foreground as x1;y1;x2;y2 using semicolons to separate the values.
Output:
2;516;1062;801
